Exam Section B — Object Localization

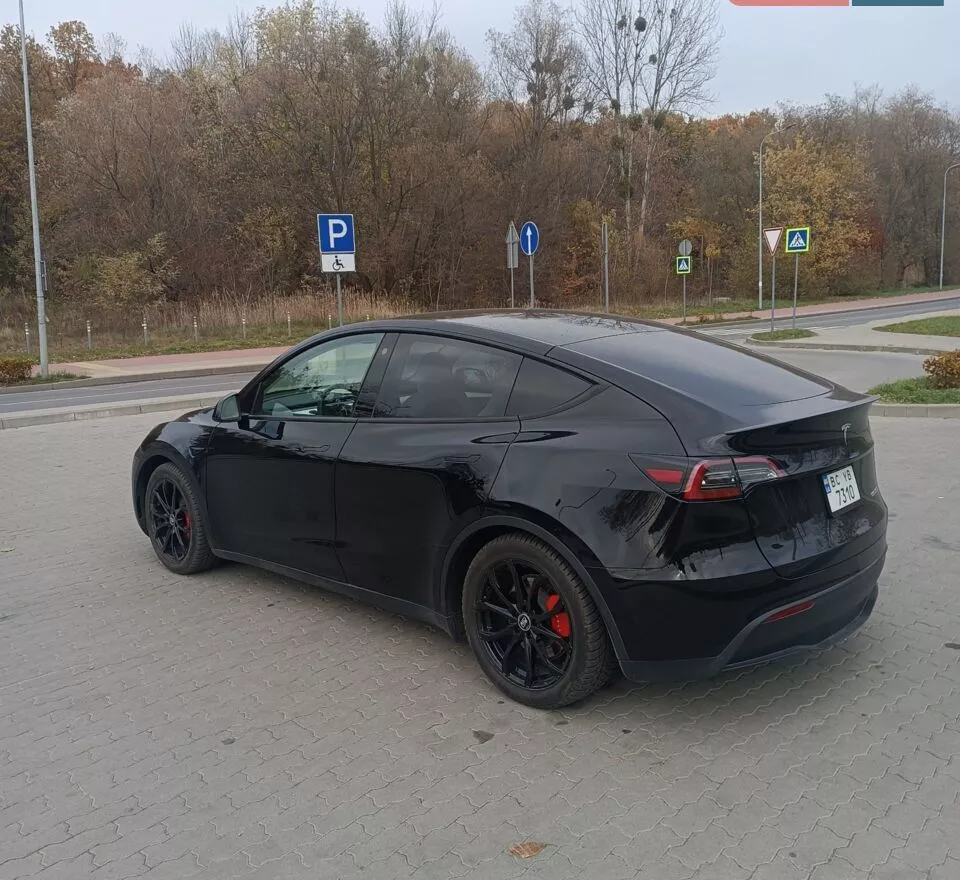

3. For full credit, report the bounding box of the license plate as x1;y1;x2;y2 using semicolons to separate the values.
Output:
822;465;860;513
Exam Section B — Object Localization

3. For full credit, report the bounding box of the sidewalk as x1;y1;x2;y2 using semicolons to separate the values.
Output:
51;345;287;380
37;286;960;381
750;307;960;355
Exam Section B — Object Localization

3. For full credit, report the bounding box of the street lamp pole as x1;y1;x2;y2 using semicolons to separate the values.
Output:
758;122;797;311
940;162;960;291
19;0;49;377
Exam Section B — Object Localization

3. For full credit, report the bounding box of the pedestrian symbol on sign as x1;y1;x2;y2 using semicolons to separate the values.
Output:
676;256;691;275
784;227;810;254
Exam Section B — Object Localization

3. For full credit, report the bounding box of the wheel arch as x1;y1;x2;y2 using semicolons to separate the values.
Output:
438;514;627;660
133;443;207;536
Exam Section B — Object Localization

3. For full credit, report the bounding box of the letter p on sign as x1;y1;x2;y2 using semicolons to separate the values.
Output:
317;213;356;254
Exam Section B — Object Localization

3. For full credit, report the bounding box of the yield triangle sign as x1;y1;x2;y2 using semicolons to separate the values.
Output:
763;227;783;255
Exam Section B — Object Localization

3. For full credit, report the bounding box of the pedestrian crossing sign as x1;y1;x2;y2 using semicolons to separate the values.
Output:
676;256;691;275
784;226;810;254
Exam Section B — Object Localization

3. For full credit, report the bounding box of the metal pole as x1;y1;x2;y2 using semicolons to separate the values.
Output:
758;122;797;312
602;220;610;313
940;163;960;290
528;256;535;309
792;253;799;330
509;265;515;309
758;133;766;311
336;273;344;326
19;0;48;376
770;255;776;332
682;274;687;324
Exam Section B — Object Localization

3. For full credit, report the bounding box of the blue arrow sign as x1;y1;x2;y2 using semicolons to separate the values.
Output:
519;221;539;257
317;213;356;254
784;226;810;254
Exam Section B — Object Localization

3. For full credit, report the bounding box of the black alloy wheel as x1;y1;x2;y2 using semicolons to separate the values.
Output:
144;462;218;575
149;477;192;564
463;533;616;709
475;558;573;690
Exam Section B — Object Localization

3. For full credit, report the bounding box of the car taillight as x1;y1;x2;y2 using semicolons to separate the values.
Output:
642;456;783;501
683;460;741;500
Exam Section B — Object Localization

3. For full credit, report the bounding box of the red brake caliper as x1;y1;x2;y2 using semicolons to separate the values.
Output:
545;594;571;638
184;512;191;538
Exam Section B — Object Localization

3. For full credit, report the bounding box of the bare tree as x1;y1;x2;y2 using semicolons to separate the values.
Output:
487;0;587;177
579;0;719;242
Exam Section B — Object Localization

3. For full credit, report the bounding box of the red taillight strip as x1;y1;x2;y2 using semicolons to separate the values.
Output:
682;460;741;501
641;456;783;501
644;468;685;489
765;600;815;623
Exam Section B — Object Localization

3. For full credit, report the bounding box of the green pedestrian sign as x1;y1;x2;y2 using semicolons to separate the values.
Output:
676;256;691;275
784;227;810;254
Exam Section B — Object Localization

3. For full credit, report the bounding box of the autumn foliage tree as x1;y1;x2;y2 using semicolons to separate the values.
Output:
0;0;958;336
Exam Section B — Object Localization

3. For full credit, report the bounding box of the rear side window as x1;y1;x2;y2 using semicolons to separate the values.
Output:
505;358;592;417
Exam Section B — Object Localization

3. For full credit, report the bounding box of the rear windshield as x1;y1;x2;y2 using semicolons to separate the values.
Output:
564;330;832;406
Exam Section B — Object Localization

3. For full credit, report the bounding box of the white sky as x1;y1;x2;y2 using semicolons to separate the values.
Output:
14;0;960;115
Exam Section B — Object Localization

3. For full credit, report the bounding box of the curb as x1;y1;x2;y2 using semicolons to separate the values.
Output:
3;393;959;429
0;363;267;396
872;404;960;418
748;339;944;356
0;395;218;430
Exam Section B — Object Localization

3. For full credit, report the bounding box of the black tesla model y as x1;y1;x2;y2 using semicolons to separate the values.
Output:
132;311;887;708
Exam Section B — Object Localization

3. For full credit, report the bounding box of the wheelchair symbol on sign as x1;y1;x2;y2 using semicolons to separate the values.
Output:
332;255;345;272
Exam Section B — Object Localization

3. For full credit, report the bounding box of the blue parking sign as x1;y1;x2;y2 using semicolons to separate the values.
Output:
317;214;356;254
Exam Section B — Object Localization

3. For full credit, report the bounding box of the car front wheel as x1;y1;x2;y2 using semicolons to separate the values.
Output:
144;462;217;575
462;533;616;709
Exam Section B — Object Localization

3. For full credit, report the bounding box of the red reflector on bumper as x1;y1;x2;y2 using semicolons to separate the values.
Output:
765;600;815;623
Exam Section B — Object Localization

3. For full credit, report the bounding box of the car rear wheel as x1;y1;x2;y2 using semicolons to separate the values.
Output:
462;533;616;709
145;462;217;575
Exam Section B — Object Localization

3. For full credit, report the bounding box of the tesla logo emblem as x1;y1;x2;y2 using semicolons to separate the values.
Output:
841;423;852;449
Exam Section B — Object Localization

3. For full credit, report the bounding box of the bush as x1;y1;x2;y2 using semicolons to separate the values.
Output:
922;351;960;389
0;357;34;384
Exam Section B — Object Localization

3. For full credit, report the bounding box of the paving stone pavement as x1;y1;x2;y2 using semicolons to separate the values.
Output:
1;413;959;880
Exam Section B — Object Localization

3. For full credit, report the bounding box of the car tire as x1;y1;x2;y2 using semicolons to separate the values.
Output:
144;462;217;575
462;533;616;709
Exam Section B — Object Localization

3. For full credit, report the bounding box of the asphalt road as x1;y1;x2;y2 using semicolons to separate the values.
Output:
0;373;253;414
2;413;959;879
1;296;955;414
701;294;960;343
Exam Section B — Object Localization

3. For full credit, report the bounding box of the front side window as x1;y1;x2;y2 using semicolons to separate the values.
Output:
253;333;383;418
374;334;522;420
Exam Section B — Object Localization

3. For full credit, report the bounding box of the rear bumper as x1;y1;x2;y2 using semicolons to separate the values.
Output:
618;549;883;682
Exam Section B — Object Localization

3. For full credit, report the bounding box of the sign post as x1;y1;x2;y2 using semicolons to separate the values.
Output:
676;253;692;322
317;213;357;326
506;222;519;308
520;221;539;308
763;228;783;331
602;220;610;312
784;226;810;330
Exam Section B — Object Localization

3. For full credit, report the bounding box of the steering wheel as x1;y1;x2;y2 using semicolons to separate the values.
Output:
320;386;355;416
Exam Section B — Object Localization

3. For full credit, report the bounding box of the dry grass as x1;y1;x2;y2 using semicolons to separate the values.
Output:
0;291;413;358
0;283;935;361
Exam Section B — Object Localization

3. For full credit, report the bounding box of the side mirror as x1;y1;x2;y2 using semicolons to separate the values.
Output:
214;393;241;423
